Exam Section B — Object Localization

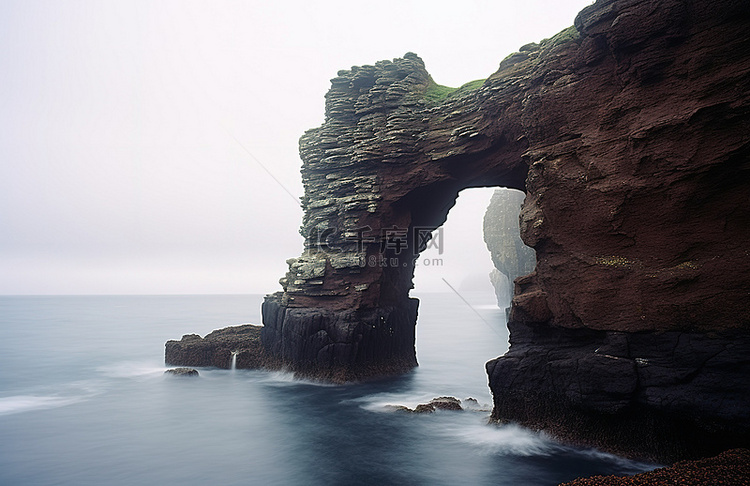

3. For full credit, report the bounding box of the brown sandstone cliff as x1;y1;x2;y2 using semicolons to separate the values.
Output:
485;0;750;461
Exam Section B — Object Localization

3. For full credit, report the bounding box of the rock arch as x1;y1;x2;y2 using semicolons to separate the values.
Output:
260;0;750;460
260;51;530;381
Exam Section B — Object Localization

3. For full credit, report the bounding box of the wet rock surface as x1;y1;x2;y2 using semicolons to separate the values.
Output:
165;324;267;370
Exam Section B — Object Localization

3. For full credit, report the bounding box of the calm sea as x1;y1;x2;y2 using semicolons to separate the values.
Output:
0;293;655;485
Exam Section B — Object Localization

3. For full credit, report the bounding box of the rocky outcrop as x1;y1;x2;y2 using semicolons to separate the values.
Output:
483;188;536;307
253;0;750;460
165;324;268;370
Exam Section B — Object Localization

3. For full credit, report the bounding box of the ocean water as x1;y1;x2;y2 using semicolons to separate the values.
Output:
0;294;655;485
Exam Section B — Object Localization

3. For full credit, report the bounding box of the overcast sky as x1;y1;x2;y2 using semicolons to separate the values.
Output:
1;0;592;295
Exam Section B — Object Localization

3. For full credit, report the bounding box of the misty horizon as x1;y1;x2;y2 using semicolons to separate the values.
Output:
1;0;593;295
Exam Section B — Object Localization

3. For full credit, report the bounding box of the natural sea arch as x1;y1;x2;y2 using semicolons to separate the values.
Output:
261;181;529;383
256;0;750;460
259;53;532;381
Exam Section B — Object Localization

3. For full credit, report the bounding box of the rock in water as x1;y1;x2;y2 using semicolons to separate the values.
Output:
413;404;436;414
428;397;463;411
384;397;464;413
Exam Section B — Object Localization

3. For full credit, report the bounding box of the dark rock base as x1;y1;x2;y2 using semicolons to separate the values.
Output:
487;320;750;462
260;293;418;383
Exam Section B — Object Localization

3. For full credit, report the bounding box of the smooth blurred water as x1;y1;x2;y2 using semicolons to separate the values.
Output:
0;294;655;485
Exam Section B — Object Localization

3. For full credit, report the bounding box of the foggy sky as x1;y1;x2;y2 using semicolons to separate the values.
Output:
0;0;592;295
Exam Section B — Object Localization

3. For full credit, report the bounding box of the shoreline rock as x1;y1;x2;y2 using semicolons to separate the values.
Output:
487;322;750;462
561;448;750;485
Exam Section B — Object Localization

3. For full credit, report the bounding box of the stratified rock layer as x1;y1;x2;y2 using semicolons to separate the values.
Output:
483;188;536;307
258;0;749;459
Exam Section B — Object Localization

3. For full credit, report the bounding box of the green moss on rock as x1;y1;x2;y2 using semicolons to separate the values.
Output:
423;77;486;104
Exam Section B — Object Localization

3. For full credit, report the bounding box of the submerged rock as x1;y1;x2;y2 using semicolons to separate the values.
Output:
383;405;413;413
164;368;199;377
413;403;436;414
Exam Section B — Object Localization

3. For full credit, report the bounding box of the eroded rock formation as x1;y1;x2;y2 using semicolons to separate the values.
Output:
167;0;750;461
261;0;750;459
164;368;199;377
483;188;536;307
261;51;529;381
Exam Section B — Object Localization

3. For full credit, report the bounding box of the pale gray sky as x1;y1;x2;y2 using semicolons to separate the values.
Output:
0;0;592;295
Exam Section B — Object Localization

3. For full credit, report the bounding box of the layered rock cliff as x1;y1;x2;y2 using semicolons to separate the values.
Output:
483;188;536;307
259;0;750;459
260;51;530;381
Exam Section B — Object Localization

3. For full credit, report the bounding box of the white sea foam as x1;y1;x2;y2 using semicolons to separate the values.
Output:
0;381;102;416
570;445;661;473
0;395;85;415
97;362;167;379
259;370;338;388
447;422;556;457
354;391;445;411
355;391;492;413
